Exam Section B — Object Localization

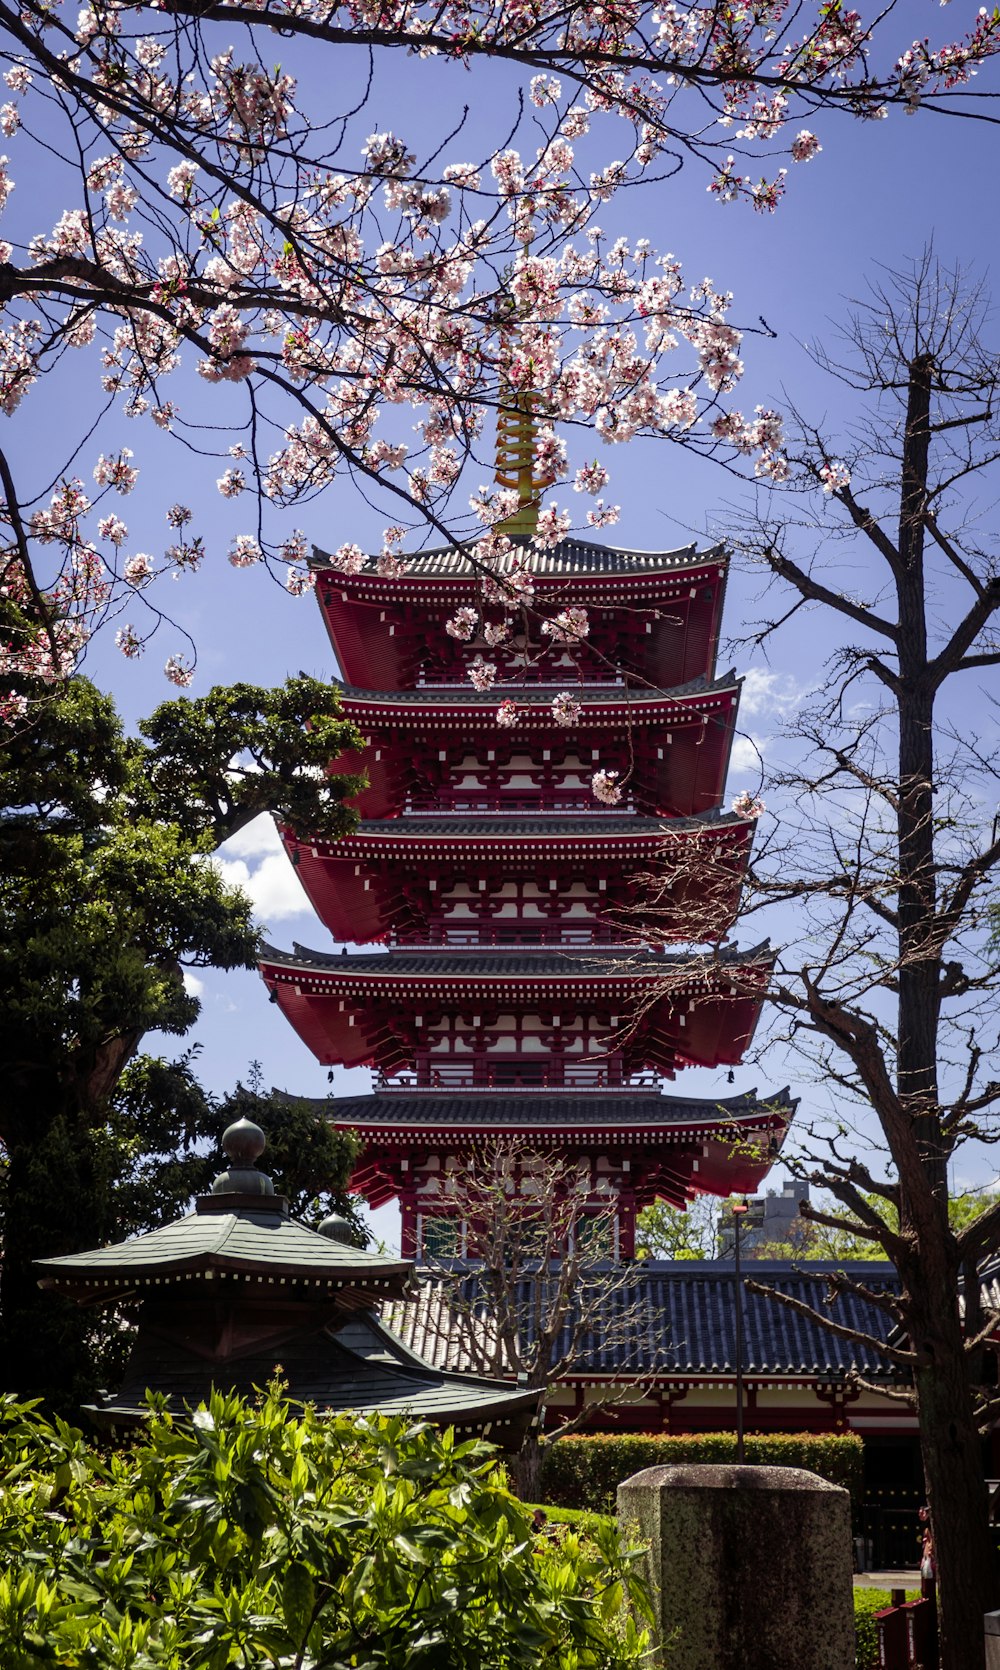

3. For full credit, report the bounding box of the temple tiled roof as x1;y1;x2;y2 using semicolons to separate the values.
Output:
332;671;736;707
387;1263;904;1380
313;536;725;580
36;1198;414;1297
261;942;771;979
312;1089;794;1130
90;1310;541;1438
331;810;746;841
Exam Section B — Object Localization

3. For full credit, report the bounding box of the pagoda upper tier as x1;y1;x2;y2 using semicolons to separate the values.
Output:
313;536;728;691
281;811;753;946
259;942;773;1086
317;1088;793;1213
322;675;739;819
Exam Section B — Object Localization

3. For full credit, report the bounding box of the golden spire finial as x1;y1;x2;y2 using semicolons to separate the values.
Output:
494;388;555;538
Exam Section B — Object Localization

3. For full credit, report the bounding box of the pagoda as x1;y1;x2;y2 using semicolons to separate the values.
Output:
260;418;792;1259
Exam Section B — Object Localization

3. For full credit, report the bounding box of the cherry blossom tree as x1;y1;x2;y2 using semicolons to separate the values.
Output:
0;0;996;696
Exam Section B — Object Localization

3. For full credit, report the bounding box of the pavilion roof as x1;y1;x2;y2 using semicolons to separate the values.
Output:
388;1263;905;1381
36;1195;414;1305
302;809;750;847
313;535;725;581
87;1309;541;1443
259;941;773;1077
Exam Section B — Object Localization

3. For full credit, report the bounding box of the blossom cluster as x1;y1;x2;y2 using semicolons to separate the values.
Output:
0;0;994;689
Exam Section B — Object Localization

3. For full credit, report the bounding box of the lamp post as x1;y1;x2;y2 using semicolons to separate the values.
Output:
731;1196;749;1464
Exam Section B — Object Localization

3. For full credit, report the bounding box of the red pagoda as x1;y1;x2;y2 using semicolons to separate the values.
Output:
260;439;791;1258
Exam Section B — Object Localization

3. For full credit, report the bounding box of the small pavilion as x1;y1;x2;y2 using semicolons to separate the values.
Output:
35;1118;541;1445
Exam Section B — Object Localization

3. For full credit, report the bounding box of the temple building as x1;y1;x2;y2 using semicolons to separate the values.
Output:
37;1117;540;1444
259;428;795;1260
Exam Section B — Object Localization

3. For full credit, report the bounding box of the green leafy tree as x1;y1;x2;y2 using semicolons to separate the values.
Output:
0;675;364;1409
0;1388;652;1669
635;1194;722;1260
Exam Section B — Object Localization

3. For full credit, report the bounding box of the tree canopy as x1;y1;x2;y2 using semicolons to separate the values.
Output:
0;672;363;1408
0;0;996;683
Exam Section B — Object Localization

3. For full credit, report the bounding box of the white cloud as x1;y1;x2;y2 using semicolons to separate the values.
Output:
218;812;283;862
182;969;205;998
740;667;810;721
729;734;765;775
213;813;314;927
215;850;314;925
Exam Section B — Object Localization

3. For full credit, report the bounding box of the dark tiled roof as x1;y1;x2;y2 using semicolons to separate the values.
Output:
387;1263;904;1379
313;536;725;580
36;1201;411;1292
332;672;736;707
93;1310;541;1437
336;810;745;841
314;1089;794;1130
260;942;771;977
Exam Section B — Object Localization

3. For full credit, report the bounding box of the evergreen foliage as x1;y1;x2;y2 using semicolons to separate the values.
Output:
0;1388;651;1669
0;674;364;1409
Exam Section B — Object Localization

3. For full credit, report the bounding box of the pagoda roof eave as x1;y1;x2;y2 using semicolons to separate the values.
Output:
289;809;754;854
296;1087;796;1136
260;941;773;986
80;1310;542;1447
331;670;739;717
312;535;727;584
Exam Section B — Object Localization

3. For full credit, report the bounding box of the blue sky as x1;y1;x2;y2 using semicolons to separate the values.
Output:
13;6;1000;1244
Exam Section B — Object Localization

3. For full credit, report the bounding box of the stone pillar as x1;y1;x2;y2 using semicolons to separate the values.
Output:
985;1609;1000;1670
617;1464;854;1670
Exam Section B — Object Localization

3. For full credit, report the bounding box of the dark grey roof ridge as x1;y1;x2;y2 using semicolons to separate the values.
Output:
312;535;726;579
330;670;739;706
260;940;773;973
333;809;746;839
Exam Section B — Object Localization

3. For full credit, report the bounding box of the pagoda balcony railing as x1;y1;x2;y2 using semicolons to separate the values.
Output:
390;923;621;947
375;1061;661;1091
416;668;626;689
406;791;632;814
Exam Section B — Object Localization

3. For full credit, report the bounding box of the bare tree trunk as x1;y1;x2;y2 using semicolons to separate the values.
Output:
509;1437;545;1502
904;1249;996;1670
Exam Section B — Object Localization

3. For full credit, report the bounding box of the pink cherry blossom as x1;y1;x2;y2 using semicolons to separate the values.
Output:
591;768;622;805
819;461;851;493
446;605;479;641
731;791;766;819
164;654;195;687
468;656;497;690
124;552;153;587
228;535;263;568
542;605;590;644
551;691;582;727
496;699;520;728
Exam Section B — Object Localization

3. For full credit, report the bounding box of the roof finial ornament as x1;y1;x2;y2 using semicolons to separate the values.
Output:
212;1117;275;1197
494;385;555;540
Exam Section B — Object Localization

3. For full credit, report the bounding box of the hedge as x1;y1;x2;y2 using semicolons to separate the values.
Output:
853;1588;918;1670
538;1431;865;1516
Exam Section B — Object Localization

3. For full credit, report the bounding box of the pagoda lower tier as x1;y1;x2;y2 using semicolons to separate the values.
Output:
324;675;740;818
295;1089;795;1258
281;811;753;947
259;943;773;1085
314;536;728;691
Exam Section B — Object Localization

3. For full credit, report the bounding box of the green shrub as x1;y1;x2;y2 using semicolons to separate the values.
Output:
538;1431;865;1516
0;1389;652;1669
853;1587;918;1670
